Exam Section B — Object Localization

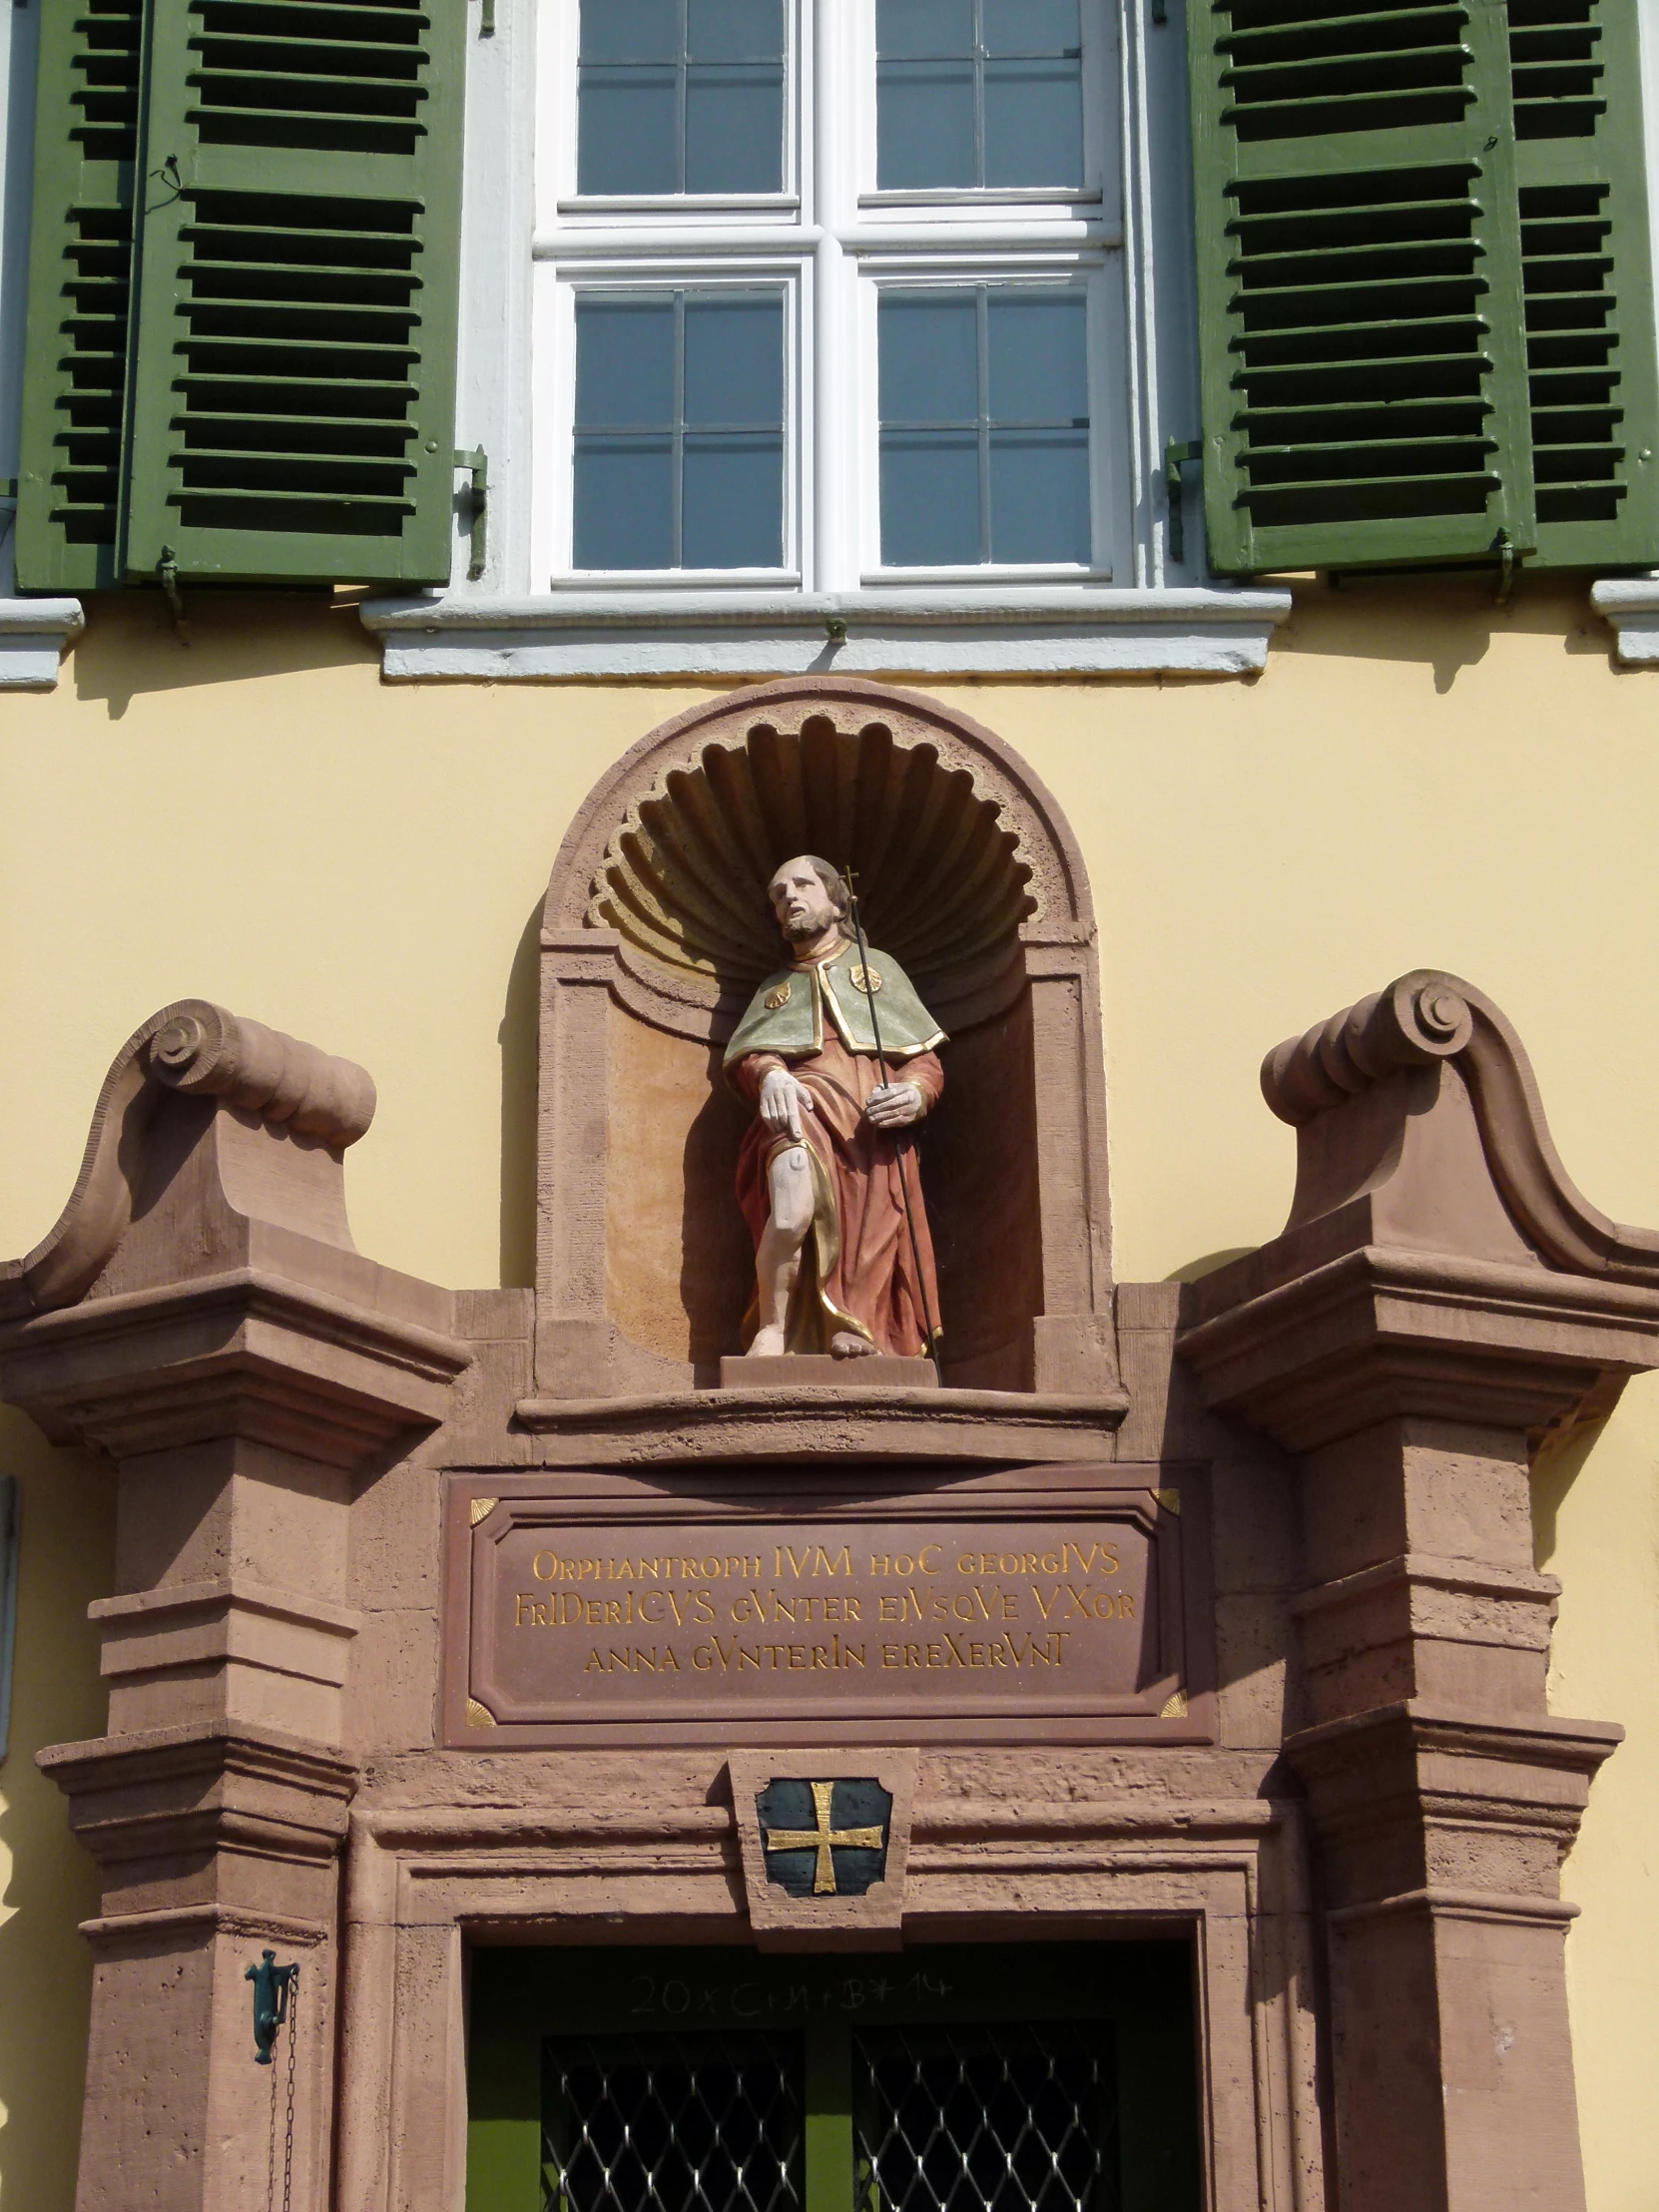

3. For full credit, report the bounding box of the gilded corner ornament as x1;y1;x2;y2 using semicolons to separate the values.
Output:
465;1697;497;1729
1154;1487;1182;1515
1159;1689;1189;1720
468;1495;499;1527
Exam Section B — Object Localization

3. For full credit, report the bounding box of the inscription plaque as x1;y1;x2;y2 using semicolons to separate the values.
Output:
445;1464;1212;1748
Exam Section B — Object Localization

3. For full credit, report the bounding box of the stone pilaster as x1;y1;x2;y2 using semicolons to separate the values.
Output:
1182;972;1659;2212
0;1002;469;2212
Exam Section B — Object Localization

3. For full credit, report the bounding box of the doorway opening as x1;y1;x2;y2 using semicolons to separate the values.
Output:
467;1942;1201;2212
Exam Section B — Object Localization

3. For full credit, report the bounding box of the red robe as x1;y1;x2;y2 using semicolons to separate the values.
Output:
733;1029;943;1357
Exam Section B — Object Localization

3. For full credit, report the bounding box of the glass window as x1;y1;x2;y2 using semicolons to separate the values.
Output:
574;289;786;570
876;0;1083;192
878;286;1090;565
578;0;787;197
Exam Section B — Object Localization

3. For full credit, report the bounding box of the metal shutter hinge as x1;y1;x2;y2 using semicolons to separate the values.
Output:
157;547;191;646
1164;439;1203;568
454;448;487;582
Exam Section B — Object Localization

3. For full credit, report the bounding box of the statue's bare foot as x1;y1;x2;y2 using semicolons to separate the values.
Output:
748;1325;788;1356
830;1331;877;1360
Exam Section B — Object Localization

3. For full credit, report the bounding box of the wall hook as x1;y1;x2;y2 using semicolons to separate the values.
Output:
245;1949;297;2065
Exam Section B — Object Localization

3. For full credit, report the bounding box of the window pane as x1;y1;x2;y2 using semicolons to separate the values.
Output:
989;428;1090;561
983;60;1083;188
577;70;679;195
879;293;978;425
685;66;785;192
688;0;784;61
574;436;675;567
684;294;784;425
683;433;785;565
981;0;1080;55
876;0;973;57
876;62;976;189
581;0;677;61
881;431;981;563
575;298;676;428
986;292;1087;422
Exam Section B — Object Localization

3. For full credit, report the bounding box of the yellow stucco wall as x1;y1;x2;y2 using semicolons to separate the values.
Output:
0;577;1654;2207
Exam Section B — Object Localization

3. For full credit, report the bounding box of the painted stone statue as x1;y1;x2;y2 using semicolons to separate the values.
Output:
724;855;945;1360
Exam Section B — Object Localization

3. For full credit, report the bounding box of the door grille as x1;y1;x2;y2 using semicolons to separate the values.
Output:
852;2023;1115;2212
1224;165;1499;529
543;2034;804;2212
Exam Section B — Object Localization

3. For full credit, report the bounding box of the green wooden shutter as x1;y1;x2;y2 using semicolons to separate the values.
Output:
121;0;464;584
14;0;143;591
1512;0;1659;567
18;0;464;591
1189;0;1537;574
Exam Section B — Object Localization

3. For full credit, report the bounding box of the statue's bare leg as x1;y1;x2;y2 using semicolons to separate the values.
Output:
750;1145;814;1356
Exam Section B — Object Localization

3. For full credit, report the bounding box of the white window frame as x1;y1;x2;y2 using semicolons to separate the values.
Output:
853;263;1119;586
541;267;806;587
362;0;1299;677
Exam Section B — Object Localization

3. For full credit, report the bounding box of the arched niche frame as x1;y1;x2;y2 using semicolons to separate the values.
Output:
536;677;1118;1400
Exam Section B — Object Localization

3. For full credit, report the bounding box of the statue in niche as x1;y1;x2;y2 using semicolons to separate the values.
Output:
724;855;945;1361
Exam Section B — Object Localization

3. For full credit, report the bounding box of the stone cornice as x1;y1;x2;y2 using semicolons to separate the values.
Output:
1180;1242;1659;1450
512;1382;1129;1462
0;1266;470;1463
40;1719;360;1868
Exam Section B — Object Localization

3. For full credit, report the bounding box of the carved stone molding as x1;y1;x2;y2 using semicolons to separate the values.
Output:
511;1380;1128;1462
40;1719;358;1921
1259;967;1659;1287
1;999;377;1321
1183;972;1659;1451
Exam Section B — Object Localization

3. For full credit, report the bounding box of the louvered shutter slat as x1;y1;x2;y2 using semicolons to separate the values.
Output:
14;0;143;591
121;0;464;585
1512;0;1659;567
1189;0;1536;572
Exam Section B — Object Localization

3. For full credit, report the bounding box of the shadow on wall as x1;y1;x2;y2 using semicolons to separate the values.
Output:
1274;572;1625;696
0;1410;115;2212
499;900;541;1291
1531;1414;1608;1575
70;590;378;720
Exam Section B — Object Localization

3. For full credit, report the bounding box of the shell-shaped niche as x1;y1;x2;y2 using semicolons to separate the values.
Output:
586;714;1038;1031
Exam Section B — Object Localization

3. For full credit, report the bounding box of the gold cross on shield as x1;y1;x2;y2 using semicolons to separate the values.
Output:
762;1780;885;1896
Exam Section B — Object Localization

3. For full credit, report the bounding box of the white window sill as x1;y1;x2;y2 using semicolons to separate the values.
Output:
358;585;1292;679
1591;577;1659;663
0;597;84;689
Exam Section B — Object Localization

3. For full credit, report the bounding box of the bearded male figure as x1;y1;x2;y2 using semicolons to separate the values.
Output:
724;856;945;1360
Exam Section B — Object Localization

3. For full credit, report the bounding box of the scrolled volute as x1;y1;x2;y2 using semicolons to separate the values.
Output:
148;1002;375;1147
0;999;376;1320
1262;971;1475;1127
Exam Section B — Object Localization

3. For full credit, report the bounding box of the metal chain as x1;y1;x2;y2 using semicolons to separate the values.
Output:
266;1964;300;2212
282;1968;300;2212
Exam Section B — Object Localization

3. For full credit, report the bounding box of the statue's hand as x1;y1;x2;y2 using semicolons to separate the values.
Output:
866;1082;924;1130
760;1068;816;1142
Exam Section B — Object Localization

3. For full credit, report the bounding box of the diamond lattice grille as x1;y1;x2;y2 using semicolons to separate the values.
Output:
543;2034;804;2212
852;2025;1116;2212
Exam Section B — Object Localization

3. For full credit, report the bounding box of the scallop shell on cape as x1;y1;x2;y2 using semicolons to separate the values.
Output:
585;715;1037;1026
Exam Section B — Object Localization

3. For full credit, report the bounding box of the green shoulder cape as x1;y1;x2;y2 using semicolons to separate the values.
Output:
723;943;945;1073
